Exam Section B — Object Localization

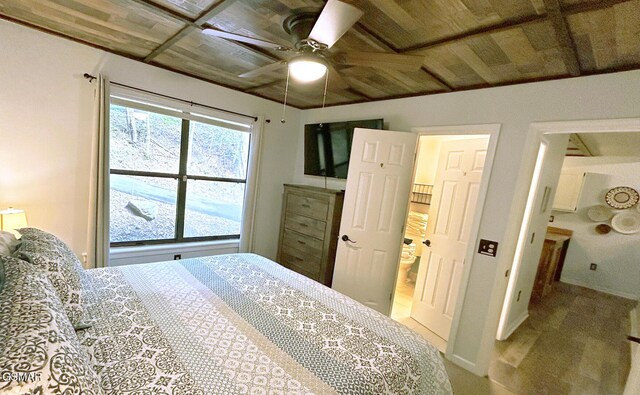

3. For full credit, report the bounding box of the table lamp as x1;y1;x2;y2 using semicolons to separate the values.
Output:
0;207;28;237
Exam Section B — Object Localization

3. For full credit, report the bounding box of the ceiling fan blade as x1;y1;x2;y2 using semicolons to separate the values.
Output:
239;61;287;78
308;0;364;49
202;28;288;50
333;52;425;71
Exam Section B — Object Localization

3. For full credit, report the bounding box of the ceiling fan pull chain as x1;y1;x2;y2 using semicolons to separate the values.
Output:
322;71;330;190
281;68;290;123
321;70;329;114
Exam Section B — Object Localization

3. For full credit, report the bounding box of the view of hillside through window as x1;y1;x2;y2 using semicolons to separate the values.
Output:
109;103;250;244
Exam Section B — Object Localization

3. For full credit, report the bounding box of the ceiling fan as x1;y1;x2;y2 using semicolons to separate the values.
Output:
202;0;425;87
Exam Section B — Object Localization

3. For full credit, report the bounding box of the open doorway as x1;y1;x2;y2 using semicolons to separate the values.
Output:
492;131;640;394
391;134;491;351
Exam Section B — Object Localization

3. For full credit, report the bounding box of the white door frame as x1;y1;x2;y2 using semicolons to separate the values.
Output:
410;123;501;367
488;118;640;372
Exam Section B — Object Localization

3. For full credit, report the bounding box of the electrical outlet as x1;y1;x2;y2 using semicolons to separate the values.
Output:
174;254;182;260
590;263;597;271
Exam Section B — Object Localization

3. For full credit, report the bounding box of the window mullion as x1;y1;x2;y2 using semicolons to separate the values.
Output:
175;118;190;241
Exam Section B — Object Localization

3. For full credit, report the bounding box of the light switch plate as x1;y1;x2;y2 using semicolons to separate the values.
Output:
478;239;498;257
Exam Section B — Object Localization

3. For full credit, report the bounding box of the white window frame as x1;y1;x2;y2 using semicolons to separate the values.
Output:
107;86;262;256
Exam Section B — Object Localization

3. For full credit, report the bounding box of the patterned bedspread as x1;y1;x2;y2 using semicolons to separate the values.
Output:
78;253;452;394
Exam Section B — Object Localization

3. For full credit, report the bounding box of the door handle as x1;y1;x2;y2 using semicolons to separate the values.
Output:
628;335;640;344
341;235;357;244
423;239;431;247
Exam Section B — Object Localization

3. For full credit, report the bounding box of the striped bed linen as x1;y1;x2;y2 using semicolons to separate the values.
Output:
78;253;452;394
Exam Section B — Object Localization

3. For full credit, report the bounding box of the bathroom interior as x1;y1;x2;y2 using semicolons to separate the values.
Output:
390;135;439;322
390;134;489;330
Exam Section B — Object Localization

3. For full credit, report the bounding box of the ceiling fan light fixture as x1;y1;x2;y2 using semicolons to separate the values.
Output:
288;56;327;82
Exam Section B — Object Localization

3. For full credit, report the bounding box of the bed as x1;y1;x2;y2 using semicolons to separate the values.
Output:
1;228;452;394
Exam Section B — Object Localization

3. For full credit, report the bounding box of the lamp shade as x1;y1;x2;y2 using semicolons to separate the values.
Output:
0;208;28;237
288;55;327;82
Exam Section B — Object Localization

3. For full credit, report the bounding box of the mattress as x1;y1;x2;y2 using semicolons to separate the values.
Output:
79;253;452;394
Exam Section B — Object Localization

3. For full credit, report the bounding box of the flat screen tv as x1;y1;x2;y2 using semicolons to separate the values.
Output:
304;119;384;179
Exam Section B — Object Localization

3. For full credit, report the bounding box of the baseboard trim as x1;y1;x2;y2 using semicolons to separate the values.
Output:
561;278;639;300
447;353;484;376
631;307;639;366
632;307;639;337
497;310;529;341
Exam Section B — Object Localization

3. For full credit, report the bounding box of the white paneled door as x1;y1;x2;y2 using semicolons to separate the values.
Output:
411;137;489;340
332;128;418;315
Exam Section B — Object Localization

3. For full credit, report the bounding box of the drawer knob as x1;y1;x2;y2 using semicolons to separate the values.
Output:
301;203;311;208
297;240;306;245
300;223;308;227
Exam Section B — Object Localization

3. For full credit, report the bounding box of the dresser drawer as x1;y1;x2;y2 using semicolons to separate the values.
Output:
284;213;326;239
280;248;321;278
283;230;324;256
277;185;344;286
286;192;329;220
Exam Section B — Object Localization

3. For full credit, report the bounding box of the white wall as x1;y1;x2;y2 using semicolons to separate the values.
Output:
553;156;640;300
298;70;640;373
0;19;301;262
414;136;441;185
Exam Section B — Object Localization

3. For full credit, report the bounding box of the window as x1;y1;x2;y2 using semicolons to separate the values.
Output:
108;95;254;246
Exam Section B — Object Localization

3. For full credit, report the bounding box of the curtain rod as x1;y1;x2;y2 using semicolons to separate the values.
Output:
83;73;258;122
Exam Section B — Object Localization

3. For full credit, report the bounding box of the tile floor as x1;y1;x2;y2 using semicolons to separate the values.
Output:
490;282;634;395
391;268;448;352
391;273;634;395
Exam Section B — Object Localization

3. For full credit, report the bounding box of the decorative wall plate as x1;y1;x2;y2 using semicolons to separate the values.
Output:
605;186;639;209
611;212;640;234
587;205;613;222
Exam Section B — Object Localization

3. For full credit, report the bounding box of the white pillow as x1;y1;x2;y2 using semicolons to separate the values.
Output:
0;231;19;255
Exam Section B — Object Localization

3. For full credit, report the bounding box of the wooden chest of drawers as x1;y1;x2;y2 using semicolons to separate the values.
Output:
530;227;572;304
276;184;344;286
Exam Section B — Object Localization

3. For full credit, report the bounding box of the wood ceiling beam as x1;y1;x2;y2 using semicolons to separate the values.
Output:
542;0;581;76
143;0;240;63
194;0;240;25
393;0;627;54
144;26;195;62
129;0;196;25
398;14;547;53
420;66;454;91
561;0;632;16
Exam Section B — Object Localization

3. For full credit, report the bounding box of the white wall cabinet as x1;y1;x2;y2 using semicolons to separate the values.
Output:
553;171;587;212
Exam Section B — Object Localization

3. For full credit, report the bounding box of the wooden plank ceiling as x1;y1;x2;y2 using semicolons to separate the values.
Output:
0;0;638;108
